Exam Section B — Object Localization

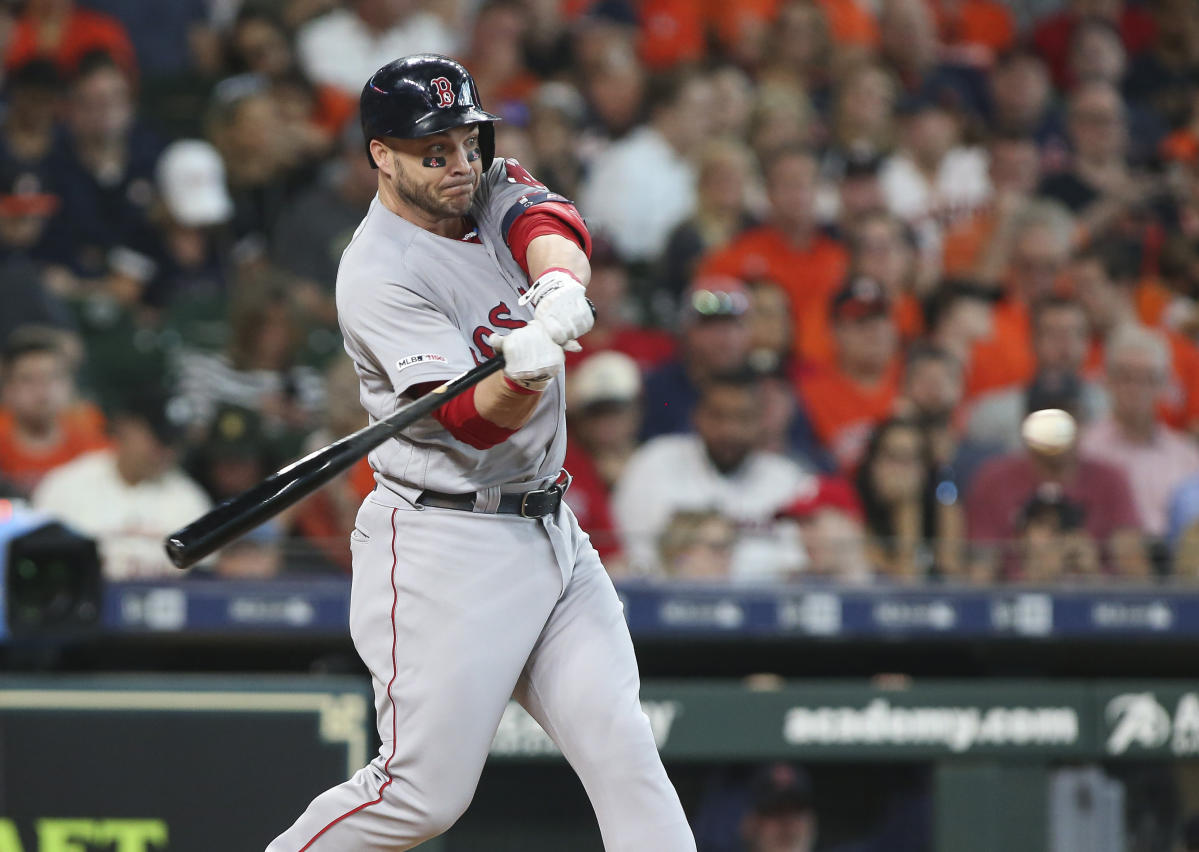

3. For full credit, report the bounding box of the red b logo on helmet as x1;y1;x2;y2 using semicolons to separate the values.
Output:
431;77;455;108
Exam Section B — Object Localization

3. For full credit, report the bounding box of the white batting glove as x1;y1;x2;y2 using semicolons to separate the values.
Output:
518;268;594;347
487;320;565;392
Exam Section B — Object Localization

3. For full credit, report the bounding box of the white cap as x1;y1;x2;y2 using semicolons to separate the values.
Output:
567;352;641;410
156;140;233;227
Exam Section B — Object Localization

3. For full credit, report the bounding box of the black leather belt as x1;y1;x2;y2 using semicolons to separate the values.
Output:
416;481;565;518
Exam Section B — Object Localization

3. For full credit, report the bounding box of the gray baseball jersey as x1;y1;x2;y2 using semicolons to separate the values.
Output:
337;158;567;503
268;157;696;851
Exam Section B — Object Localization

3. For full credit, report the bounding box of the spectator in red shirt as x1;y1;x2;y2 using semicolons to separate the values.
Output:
0;326;108;496
699;145;849;368
5;0;137;79
564;352;643;572
965;382;1148;580
798;275;902;468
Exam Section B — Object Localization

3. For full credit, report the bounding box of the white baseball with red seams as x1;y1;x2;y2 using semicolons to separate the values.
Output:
1021;408;1077;456
264;155;696;851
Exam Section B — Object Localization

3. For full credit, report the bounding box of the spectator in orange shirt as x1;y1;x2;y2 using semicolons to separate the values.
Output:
798;275;902;468
1071;240;1199;434
699;145;849;367
5;0;137;79
0;326;108;496
849;209;926;342
966;200;1076;397
924;281;996;386
927;0;1014;58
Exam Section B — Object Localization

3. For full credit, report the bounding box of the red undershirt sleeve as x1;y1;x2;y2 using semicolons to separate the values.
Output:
408;382;517;450
506;202;592;277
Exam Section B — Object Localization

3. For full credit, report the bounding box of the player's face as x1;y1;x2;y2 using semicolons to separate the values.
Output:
378;125;483;223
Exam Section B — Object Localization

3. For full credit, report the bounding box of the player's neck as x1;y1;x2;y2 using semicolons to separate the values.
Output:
378;181;468;240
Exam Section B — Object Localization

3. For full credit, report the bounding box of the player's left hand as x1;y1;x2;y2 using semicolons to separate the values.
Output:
520;268;594;347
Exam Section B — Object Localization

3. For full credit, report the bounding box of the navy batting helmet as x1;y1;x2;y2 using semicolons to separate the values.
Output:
360;54;500;171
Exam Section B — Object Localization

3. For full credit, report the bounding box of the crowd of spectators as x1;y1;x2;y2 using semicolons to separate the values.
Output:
2;0;1199;588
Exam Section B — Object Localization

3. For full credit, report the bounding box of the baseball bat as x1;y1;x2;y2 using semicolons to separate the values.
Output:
164;356;506;569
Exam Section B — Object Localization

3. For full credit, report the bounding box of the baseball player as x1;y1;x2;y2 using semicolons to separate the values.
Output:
266;55;696;851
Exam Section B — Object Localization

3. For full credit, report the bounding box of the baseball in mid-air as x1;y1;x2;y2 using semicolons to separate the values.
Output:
1021;408;1077;455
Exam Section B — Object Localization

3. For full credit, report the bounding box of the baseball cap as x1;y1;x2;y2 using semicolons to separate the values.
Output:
681;275;750;325
6;58;61;93
748;763;814;816
777;476;863;522
205;405;268;459
567;352;641;411
0;167;58;217
156;140;234;227
830;275;890;322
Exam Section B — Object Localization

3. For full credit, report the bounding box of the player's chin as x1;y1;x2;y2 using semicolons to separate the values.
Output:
439;188;475;215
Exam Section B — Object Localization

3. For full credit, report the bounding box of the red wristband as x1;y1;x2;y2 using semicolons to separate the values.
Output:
503;374;541;395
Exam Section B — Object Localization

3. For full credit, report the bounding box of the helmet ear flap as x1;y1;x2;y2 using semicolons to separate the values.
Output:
479;123;495;171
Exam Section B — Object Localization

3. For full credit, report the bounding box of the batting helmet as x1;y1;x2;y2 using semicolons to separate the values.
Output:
360;54;501;171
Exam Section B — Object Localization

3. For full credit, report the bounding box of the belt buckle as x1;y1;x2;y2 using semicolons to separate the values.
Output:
520;490;539;519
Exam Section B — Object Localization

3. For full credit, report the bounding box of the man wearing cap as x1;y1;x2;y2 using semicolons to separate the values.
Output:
741;763;817;852
614;369;812;580
798;275;903;469
641;275;753;441
31;390;210;579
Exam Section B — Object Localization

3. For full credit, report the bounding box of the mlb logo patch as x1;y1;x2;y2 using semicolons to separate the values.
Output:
396;353;448;371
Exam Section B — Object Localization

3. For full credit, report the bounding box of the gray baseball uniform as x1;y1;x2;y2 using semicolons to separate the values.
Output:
266;159;696;851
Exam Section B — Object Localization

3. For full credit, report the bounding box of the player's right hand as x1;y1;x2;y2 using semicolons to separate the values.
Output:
488;320;569;392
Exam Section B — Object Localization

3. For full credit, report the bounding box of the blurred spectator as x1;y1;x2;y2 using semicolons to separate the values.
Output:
831;151;887;238
746;80;816;169
41;50;162;288
461;0;537;114
207;72;322;252
901;342;994;513
855;416;949;581
1039;80;1162;236
922;280;995;382
707;64;755;142
877;0;989;119
1072;240;1199;434
879;93;991;269
1080;325;1199;540
525;82;587;198
942;132;1041;280
966;394;1147;581
847;209;926;341
826;63;898;167
226;7;356;144
640;276;750;440
700;145;849;367
0;166;75;344
563;236;675;374
563;352;642;568
4;0;136;80
740;763;817;852
175;280;325;443
576;27;646;143
1125;0;1199;134
965;199;1076;397
757;0;835;104
776;475;872;584
798;276;902;469
613;370;812;581
145;139;236;345
186;403;278;504
213;527;284;579
271;123;377;327
657;510;737;582
291;356;373;574
927;0;1014;57
967;296;1109;451
78;0;210;79
1032;0;1157;90
0;59;67;177
1018;482;1102;582
986;49;1057;147
31;389;210;579
294;0;454;96
657;138;760;313
579;71;712;264
0;327;107;496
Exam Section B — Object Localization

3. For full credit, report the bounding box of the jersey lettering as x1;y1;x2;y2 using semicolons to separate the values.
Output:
431;77;455;108
470;301;527;362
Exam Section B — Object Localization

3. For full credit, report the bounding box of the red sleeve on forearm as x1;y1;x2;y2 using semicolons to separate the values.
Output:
424;384;518;449
506;202;592;277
